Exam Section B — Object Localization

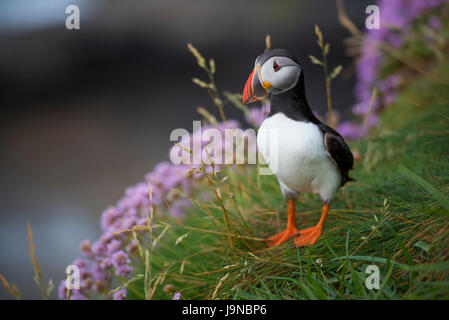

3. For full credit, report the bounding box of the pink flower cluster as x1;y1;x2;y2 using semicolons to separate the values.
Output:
337;0;446;140
58;120;255;299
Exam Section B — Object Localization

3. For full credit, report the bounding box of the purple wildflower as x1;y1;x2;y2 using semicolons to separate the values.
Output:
172;292;181;300
107;239;122;255
344;0;445;140
113;289;127;300
57;280;88;300
428;16;442;29
57;280;68;300
337;122;364;141
80;239;94;259
112;250;130;268
115;265;132;277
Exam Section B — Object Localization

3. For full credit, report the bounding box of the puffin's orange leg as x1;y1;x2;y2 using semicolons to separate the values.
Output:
293;204;330;247
265;200;298;247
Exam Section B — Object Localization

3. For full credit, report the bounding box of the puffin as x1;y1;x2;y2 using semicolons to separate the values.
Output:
242;49;354;247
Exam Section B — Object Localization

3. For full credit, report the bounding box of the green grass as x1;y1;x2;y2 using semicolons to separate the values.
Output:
126;62;449;300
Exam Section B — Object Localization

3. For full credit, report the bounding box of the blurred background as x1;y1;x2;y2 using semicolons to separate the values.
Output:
0;0;372;299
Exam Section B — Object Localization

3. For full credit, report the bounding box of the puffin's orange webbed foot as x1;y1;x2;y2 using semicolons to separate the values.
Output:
264;226;299;247
293;204;330;247
264;199;298;247
293;225;323;247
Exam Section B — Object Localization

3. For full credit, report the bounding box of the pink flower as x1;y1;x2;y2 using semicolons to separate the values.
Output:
172;292;181;300
113;289;126;300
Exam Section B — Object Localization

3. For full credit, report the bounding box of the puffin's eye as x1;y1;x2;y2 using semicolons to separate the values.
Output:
273;61;280;72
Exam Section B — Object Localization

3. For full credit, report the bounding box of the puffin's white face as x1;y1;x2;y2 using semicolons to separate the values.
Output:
243;54;301;104
259;56;301;95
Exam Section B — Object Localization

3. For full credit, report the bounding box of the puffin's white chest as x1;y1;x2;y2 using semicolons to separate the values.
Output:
257;112;341;202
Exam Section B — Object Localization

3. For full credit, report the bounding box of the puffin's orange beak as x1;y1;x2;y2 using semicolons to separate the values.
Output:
242;66;269;104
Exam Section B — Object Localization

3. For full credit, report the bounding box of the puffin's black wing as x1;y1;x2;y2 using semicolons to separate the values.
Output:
318;124;354;186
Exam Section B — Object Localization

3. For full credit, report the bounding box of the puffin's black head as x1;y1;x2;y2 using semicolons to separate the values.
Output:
243;49;302;104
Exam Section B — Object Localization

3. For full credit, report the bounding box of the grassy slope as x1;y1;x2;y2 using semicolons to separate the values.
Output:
128;63;449;300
